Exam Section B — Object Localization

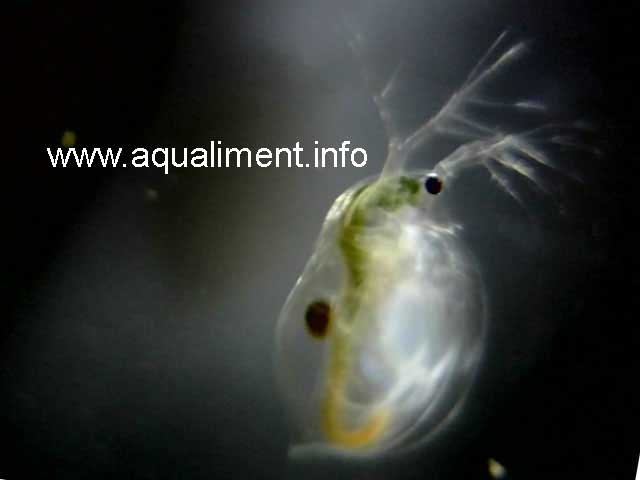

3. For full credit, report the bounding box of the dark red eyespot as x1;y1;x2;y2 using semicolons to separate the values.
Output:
305;300;331;339
425;174;443;195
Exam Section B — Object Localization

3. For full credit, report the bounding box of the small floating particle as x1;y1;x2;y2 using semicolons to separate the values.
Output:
145;188;159;202
488;458;507;479
61;130;76;148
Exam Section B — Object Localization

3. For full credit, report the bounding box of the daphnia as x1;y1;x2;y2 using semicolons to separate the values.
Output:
275;32;582;458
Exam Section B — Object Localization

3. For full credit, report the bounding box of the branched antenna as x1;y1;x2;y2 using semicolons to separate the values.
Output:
341;17;404;145
343;25;596;215
402;32;528;156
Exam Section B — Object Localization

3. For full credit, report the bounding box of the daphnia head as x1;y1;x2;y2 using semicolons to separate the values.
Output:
344;173;445;229
370;175;422;211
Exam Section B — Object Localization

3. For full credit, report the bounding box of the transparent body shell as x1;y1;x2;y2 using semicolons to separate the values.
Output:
276;174;486;457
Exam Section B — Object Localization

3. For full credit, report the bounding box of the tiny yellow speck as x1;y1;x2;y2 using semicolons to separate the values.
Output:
61;130;76;148
488;458;507;479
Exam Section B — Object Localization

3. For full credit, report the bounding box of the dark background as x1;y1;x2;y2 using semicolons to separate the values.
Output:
8;1;638;479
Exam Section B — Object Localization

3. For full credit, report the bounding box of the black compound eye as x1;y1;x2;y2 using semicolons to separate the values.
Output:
305;300;331;339
425;173;443;195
